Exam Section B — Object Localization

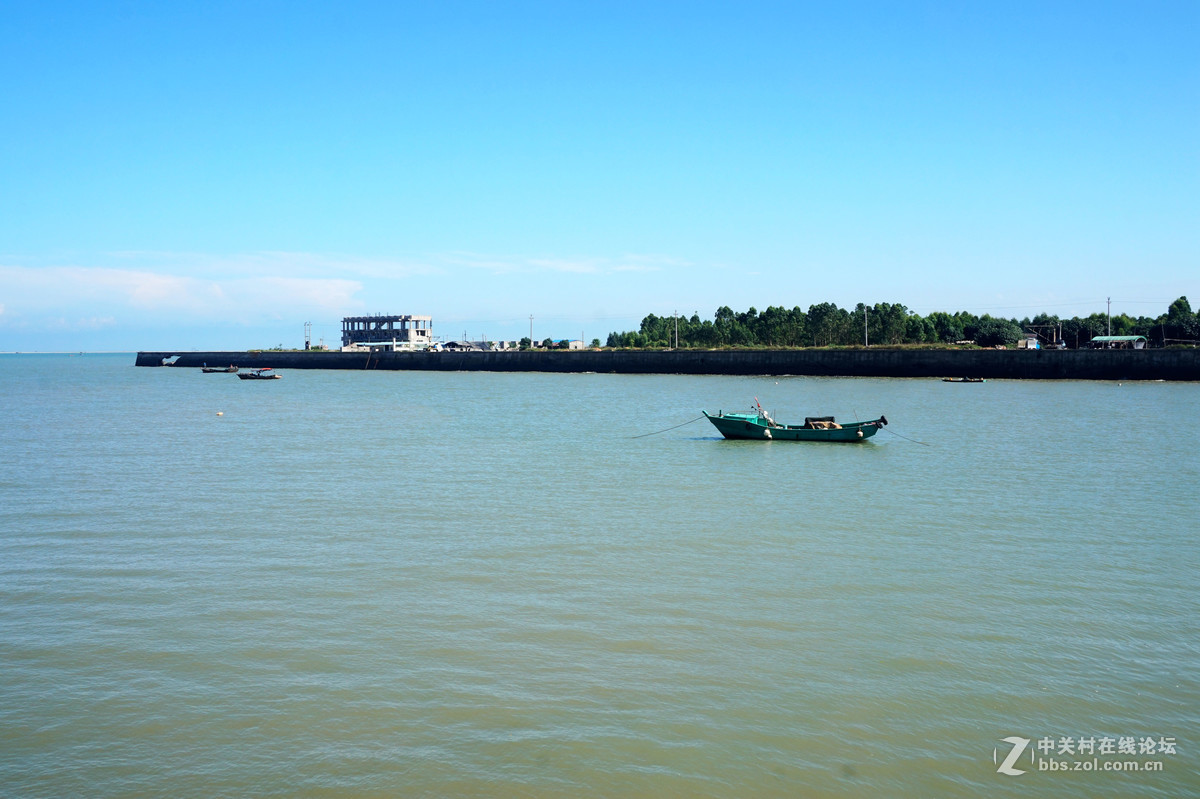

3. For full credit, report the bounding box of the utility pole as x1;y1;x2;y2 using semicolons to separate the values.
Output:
1107;297;1112;336
674;310;679;349
529;315;533;345
864;305;869;347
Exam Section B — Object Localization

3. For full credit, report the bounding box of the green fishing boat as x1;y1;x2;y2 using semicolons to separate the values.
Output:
703;399;887;442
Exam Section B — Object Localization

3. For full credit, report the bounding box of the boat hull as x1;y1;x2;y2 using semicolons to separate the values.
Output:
703;412;884;442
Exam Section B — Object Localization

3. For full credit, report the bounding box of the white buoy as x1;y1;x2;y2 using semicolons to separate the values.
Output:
216;412;223;416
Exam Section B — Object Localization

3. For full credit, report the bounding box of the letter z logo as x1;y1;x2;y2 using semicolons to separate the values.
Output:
995;736;1031;776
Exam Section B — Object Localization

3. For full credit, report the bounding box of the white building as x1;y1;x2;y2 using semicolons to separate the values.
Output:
341;315;433;351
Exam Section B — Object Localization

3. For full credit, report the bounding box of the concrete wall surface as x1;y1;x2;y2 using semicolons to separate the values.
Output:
136;348;1200;380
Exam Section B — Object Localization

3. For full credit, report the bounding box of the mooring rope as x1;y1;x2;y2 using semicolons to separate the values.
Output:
632;416;706;438
882;426;930;446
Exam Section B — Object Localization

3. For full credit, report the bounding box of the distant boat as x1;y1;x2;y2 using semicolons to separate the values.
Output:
201;365;239;373
237;368;281;380
703;398;886;442
942;377;985;383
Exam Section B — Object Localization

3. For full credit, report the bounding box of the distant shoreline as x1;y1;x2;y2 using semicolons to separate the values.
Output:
135;348;1200;381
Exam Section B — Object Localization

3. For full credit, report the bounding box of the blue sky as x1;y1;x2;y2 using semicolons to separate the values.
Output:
1;1;1196;350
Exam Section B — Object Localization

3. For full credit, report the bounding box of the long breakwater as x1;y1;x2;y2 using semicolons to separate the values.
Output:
136;348;1200;380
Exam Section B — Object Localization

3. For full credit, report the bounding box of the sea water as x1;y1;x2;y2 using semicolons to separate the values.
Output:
1;353;1197;797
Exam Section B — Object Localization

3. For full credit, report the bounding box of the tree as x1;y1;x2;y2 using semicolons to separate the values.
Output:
639;313;669;344
1162;296;1198;342
808;302;846;346
690;319;718;347
870;302;909;344
974;317;1022;347
1030;312;1060;327
905;314;936;343
1110;314;1138;336
713;306;736;346
756;305;787;346
1063;315;1106;348
597;297;1194;350
519;337;532;350
926;311;964;343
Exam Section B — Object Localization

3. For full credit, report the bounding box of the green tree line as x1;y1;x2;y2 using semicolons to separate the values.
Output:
605;297;1199;349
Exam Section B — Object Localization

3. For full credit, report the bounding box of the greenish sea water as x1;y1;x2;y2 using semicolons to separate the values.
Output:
1;354;1196;797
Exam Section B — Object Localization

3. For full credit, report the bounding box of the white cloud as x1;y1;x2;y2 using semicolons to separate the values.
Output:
0;248;698;342
42;316;117;331
107;250;441;281
526;257;604;274
0;263;362;325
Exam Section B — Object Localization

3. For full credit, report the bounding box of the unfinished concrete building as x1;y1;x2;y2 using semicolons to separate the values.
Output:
341;315;433;351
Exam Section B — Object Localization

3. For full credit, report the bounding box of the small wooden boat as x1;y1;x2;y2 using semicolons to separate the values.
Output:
704;399;886;442
201;364;239;373
942;377;985;383
237;368;281;380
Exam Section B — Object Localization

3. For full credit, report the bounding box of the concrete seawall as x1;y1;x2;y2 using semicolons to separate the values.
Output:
136;348;1200;380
